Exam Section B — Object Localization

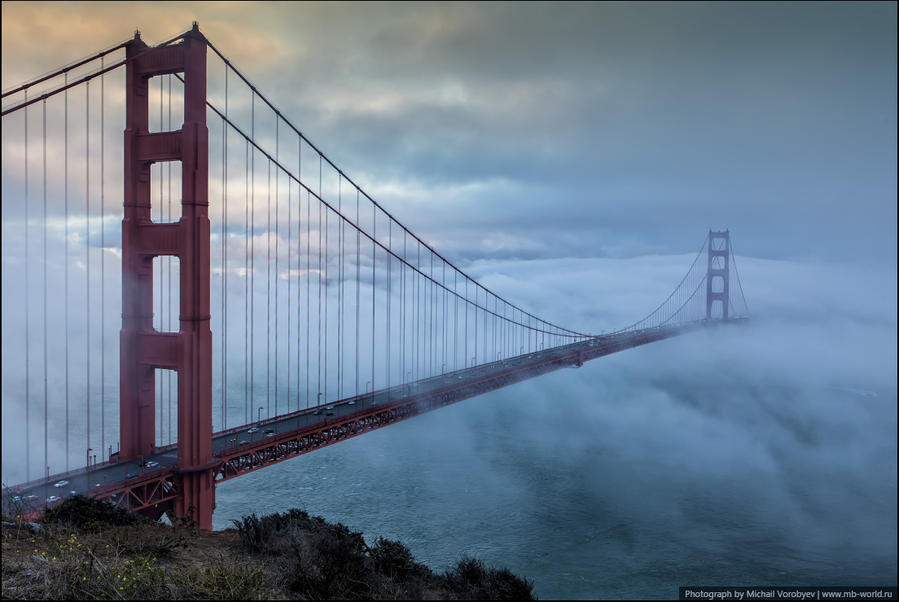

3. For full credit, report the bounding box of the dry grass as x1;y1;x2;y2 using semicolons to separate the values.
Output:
2;498;534;600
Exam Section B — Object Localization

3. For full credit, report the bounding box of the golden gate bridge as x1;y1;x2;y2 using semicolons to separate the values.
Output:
1;24;749;529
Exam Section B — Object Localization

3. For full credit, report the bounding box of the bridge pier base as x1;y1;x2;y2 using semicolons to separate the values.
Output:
175;471;215;530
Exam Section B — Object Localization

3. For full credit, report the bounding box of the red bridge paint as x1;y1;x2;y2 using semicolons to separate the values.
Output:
120;24;214;529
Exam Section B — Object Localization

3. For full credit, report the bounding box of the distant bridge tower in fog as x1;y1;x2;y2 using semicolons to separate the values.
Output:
706;230;730;320
1;24;750;530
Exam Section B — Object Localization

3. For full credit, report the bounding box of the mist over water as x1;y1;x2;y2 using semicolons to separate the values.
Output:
211;255;898;599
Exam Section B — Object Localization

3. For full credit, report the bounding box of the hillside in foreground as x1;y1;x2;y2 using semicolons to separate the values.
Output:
1;496;535;600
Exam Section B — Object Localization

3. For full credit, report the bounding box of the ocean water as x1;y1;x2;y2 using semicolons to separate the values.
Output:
212;331;898;599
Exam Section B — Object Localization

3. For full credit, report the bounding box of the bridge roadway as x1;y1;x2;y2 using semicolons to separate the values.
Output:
3;321;726;517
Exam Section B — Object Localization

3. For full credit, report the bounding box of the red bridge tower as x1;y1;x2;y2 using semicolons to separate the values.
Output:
706;230;730;320
120;24;214;529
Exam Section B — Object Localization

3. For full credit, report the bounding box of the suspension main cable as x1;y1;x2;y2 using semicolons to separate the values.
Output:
180;72;587;338
201;40;584;338
2;31;190;116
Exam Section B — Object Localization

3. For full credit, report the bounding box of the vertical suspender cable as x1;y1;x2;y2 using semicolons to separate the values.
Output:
223;69;229;425
337;176;342;400
158;77;164;443
415;244;420;378
221;69;227;428
266;159;271;417
387;220;391;396
64;77;69;471
25;90;30;480
85;81;91;467
297;138;308;410
474;284;478;365
167;75;172;442
371;204;376;401
464;279;468;369
317;159;322;405
42;99;48;478
287;168;292;411
220;80;226;429
155;81;161;444
100;60;106;458
401;231;406;386
323;168;328;404
244;138;249;424
429;253;434;376
443;262;446;372
306;187;311;408
250;93;255;422
317;200;322;405
274;118;279;417
356;190;360;396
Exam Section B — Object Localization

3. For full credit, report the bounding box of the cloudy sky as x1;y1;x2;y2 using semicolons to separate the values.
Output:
3;1;896;264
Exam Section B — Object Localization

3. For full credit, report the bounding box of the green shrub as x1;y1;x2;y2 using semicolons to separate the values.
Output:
443;556;535;600
40;496;153;530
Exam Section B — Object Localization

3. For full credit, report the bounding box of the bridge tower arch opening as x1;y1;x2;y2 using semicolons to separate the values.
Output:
705;230;730;320
120;23;214;529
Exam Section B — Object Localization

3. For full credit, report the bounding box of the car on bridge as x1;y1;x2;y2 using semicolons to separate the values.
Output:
247;427;259;433
53;480;69;488
144;460;160;469
47;495;60;503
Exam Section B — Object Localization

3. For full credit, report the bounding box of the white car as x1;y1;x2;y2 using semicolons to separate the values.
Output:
53;480;69;488
47;495;61;503
247;427;259;434
145;460;159;468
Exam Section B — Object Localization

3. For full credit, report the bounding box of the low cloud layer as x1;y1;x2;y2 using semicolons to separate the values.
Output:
3;2;896;264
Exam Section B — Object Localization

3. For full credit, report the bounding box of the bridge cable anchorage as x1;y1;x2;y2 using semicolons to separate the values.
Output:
199;41;587;339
